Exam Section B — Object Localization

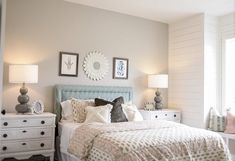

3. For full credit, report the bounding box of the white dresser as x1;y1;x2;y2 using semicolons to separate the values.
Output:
0;112;56;161
139;109;181;123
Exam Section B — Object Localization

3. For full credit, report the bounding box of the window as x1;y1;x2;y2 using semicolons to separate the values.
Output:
223;38;235;111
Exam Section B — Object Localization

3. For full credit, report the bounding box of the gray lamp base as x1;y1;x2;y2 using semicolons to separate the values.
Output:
154;90;163;110
15;83;31;114
15;104;30;113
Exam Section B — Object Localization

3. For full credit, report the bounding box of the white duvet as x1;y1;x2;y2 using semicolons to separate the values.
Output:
58;121;82;153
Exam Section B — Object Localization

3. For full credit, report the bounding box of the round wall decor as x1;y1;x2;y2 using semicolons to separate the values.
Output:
83;51;109;81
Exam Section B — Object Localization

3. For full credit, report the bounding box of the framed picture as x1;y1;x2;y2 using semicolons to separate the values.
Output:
113;57;129;79
144;102;155;111
59;52;79;77
32;100;44;114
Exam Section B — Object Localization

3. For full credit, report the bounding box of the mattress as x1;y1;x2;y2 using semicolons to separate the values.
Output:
58;121;83;161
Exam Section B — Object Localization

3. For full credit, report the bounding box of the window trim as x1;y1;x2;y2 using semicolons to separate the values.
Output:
221;36;235;114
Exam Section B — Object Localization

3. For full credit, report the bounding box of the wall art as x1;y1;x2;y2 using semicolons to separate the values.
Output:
113;57;129;79
83;51;109;81
59;52;79;77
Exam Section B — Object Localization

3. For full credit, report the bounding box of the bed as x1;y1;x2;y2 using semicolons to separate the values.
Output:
54;85;232;161
54;85;133;161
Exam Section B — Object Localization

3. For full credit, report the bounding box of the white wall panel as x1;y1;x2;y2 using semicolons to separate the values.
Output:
168;14;205;128
169;14;218;128
204;15;218;127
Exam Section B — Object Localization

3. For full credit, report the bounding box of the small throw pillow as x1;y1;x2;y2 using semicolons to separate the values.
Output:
122;103;143;121
60;100;73;121
95;97;128;122
84;104;113;123
208;107;226;132
225;110;235;134
71;98;95;123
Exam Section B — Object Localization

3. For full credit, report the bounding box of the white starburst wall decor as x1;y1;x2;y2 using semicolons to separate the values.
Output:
83;51;109;81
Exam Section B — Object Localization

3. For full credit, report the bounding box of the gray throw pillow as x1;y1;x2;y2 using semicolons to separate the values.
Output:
95;97;128;122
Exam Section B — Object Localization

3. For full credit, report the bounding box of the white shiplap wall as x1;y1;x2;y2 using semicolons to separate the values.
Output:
168;14;205;128
169;14;218;128
204;15;218;125
220;13;235;39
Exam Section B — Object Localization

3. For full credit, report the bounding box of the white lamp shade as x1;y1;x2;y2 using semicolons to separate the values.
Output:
148;74;168;88
9;65;38;83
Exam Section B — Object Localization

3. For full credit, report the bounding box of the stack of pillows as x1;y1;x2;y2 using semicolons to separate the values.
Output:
208;107;235;134
60;96;143;123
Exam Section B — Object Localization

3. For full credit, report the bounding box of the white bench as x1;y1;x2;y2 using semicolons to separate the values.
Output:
217;132;235;161
217;132;235;145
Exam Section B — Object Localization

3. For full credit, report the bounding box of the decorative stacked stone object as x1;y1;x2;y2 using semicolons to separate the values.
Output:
154;90;163;110
15;83;30;113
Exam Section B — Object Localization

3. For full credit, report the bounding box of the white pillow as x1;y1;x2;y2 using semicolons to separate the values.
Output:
61;100;73;121
84;104;113;123
121;103;143;121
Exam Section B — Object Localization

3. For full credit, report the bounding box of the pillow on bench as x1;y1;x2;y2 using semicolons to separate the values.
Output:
208;107;226;132
225;110;235;134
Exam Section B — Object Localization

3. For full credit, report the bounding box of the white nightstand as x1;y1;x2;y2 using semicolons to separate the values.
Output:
139;109;181;123
0;112;56;161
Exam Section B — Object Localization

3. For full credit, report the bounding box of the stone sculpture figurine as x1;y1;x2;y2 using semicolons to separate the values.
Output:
154;90;163;110
15;83;30;113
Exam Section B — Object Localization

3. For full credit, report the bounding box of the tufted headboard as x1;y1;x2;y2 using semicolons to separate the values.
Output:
54;84;133;124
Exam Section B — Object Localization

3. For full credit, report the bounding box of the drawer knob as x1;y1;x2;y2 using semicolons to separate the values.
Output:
3;134;7;138
165;114;167;116
174;114;176;117
155;115;158;118
22;130;27;133
40;143;45;147
23;120;27;123
41;120;45;124
41;131;45;135
3;122;8;126
2;146;7;151
22;143;27;146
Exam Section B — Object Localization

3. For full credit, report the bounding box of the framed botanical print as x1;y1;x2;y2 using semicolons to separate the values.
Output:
59;52;79;77
113;57;129;79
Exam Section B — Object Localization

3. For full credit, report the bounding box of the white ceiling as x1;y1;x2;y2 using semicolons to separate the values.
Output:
65;0;234;24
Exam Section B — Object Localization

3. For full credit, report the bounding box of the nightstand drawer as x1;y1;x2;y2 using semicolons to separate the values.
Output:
168;112;180;120
140;109;181;123
1;127;53;140
1;117;54;128
152;112;180;120
1;139;53;154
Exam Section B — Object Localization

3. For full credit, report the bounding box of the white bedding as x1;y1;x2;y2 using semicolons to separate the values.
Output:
68;121;231;161
59;121;82;152
58;121;83;161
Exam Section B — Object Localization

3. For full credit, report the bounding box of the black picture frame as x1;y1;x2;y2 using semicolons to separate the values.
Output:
113;57;129;79
59;52;79;77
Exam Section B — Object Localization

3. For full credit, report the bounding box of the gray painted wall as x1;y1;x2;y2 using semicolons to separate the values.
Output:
3;0;168;112
0;0;6;111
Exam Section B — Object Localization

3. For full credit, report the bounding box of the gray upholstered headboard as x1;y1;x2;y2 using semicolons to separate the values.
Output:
54;84;133;124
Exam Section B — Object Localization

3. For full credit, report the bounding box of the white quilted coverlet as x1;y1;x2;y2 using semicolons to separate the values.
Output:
68;120;231;161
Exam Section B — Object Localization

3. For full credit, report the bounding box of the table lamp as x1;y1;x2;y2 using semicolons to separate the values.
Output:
148;74;168;110
9;65;38;113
